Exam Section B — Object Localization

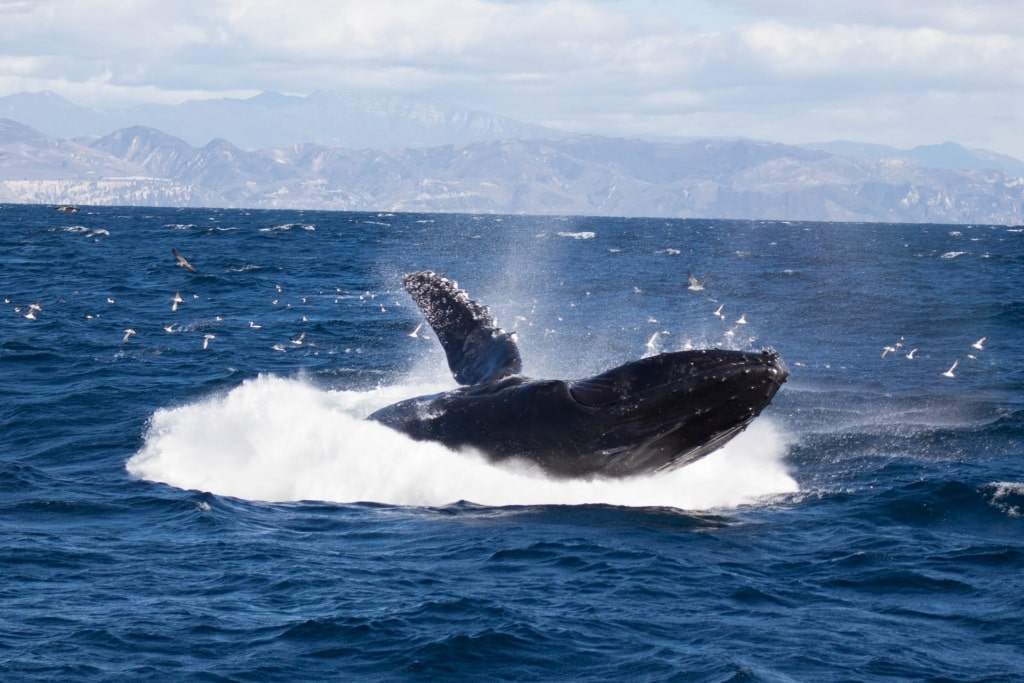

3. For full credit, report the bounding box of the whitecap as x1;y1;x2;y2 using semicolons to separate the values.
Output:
127;374;797;510
259;223;316;232
986;481;1024;517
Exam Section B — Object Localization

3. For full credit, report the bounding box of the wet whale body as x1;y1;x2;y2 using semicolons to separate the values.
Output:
368;271;788;478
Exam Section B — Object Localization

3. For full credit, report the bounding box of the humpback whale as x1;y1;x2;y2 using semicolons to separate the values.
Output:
368;271;788;478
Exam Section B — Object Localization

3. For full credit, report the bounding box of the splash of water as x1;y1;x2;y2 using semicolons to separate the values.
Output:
127;374;797;509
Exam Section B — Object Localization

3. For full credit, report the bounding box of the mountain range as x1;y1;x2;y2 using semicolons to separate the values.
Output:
1;91;1022;225
0;90;560;151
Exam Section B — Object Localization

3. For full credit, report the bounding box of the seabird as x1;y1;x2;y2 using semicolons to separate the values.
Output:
881;337;906;358
162;323;177;333
408;322;423;338
644;330;669;357
645;331;661;355
971;337;987;351
906;348;918;359
941;360;958;378
736;313;747;325
171;291;184;312
713;304;725;319
172;248;198;273
249;321;262;329
122;328;137;343
291;332;305;345
687;271;709;291
202;333;215;350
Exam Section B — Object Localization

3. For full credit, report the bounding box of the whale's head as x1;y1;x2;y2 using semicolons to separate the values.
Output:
567;348;788;476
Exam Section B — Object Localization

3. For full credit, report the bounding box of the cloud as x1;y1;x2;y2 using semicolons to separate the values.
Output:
737;21;1020;89
0;0;1020;157
719;0;1024;33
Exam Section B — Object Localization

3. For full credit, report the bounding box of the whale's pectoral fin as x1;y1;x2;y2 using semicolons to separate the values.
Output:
404;270;522;385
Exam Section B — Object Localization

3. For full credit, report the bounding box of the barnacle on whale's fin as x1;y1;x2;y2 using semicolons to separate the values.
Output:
403;270;522;386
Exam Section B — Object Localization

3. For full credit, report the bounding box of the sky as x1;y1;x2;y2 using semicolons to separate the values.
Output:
0;0;1021;157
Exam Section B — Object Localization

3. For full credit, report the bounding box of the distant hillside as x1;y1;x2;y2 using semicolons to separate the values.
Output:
801;140;1024;177
5;90;1023;179
0;90;563;150
1;120;1021;224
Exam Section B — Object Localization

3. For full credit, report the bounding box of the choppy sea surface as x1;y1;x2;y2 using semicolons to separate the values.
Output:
2;203;1022;681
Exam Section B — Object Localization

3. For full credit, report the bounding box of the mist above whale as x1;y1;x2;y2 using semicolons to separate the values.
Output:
368;271;788;478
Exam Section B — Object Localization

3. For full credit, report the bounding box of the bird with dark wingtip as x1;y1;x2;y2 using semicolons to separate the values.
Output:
172;248;198;273
368;271;788;478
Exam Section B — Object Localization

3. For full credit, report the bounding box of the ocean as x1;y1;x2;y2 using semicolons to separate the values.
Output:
1;203;1022;681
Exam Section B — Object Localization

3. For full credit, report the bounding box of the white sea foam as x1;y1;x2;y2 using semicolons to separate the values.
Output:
557;231;596;240
986;482;1024;517
127;374;797;510
258;223;316;232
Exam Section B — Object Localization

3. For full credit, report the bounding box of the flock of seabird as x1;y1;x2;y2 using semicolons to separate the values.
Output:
686;269;989;381
4;247;330;355
7;249;992;383
879;334;989;378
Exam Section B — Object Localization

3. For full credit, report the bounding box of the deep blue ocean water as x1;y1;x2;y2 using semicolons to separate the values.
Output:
2;203;1022;681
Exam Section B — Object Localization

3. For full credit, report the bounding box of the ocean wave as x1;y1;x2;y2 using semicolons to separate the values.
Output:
986;481;1024;517
225;264;272;273
259;223;316;232
127;374;797;509
557;231;596;240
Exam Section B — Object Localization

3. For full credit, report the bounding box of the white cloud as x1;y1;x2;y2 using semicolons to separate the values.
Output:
737;21;1020;88
0;0;1020;157
718;0;1024;33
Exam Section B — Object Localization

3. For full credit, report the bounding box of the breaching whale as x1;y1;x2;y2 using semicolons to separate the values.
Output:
368;271;788;478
